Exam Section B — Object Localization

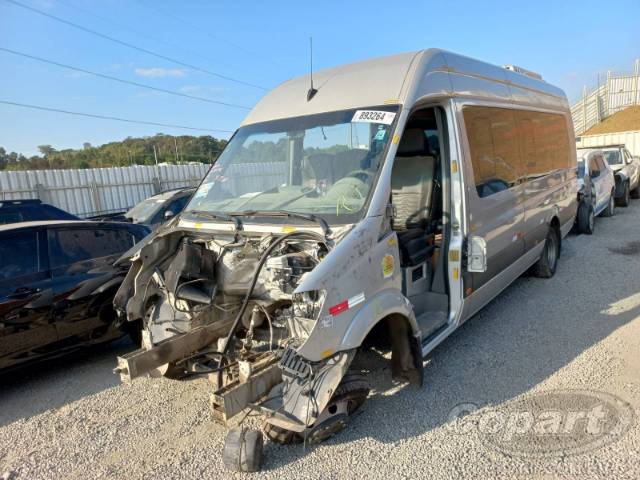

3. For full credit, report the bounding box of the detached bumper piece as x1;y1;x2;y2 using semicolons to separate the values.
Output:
209;353;282;424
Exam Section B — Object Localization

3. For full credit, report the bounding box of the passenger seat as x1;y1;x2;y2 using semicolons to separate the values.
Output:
391;129;436;231
391;128;436;266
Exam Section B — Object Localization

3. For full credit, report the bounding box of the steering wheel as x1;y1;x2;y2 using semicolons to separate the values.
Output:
344;169;374;184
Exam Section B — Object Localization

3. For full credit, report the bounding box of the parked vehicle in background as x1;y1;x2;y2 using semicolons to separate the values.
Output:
124;187;195;229
575;149;616;234
0;220;149;371
599;145;640;206
0;199;79;225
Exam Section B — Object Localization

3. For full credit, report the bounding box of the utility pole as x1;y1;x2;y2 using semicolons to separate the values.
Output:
153;145;159;166
174;137;179;163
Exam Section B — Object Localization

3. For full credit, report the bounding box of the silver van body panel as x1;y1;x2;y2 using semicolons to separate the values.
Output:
242;49;568;128
115;48;577;439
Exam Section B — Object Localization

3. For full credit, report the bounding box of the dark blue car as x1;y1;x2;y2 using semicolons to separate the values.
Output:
0;199;79;225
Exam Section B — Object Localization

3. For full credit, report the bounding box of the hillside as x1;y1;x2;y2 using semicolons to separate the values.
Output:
583;106;640;136
0;134;227;171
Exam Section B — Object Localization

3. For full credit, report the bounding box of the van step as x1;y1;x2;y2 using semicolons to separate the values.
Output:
416;311;448;339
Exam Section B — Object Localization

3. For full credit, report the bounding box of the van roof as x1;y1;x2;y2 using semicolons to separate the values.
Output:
242;49;568;126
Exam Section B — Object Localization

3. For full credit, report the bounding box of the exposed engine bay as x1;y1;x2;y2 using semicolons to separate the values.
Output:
113;224;369;451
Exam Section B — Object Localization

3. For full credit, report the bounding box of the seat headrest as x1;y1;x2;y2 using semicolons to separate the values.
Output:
397;129;427;156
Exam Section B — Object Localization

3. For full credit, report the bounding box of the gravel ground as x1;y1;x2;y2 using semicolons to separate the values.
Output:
2;205;640;480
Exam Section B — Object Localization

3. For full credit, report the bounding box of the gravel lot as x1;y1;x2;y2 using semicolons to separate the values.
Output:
2;205;640;480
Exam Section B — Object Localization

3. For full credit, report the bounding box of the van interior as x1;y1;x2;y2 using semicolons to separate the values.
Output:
391;107;450;339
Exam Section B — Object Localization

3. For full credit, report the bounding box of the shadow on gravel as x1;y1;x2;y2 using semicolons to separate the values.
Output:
260;223;640;471
0;337;134;428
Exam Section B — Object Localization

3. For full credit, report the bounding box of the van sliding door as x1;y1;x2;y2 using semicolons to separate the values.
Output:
459;105;526;292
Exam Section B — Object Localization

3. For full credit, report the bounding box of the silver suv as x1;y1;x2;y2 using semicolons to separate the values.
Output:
600;145;640;207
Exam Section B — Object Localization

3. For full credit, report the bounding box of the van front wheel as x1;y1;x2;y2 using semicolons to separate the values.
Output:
532;228;559;278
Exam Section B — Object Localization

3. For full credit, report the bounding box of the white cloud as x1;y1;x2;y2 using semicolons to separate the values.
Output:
179;85;229;94
179;85;203;93
134;67;187;78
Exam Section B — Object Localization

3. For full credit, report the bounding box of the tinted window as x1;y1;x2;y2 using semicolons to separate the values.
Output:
604;150;622;165
463;106;521;197
464;106;572;198
0;212;24;225
169;196;189;214
49;228;138;268
0;230;40;280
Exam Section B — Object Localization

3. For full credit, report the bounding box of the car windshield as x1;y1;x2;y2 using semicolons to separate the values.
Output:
603;150;622;165
185;106;399;225
126;197;163;223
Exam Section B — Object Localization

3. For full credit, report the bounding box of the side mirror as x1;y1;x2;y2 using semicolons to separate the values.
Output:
467;235;487;273
164;210;175;220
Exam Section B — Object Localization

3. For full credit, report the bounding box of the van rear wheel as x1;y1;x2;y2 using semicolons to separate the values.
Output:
532;227;559;278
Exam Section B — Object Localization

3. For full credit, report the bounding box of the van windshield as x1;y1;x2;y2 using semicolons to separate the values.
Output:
185;106;399;225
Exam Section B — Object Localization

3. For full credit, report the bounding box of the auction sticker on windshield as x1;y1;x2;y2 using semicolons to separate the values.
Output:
352;110;396;125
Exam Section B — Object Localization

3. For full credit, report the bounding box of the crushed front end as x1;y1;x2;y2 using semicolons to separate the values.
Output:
113;220;366;447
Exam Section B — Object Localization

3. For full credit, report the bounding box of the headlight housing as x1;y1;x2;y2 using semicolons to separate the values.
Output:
292;290;326;320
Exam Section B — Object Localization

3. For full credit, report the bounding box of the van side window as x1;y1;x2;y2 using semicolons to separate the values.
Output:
463;106;521;198
464;106;572;198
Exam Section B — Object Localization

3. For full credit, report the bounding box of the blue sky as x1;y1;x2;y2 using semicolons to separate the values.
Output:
1;0;638;156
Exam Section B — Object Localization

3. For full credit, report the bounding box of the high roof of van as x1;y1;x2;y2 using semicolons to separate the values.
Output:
242;49;569;126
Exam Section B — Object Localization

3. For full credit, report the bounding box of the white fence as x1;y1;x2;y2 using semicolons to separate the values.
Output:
571;60;640;135
576;130;640;157
0;164;210;217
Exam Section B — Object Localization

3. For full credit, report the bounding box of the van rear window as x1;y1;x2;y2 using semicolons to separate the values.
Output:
463;106;571;198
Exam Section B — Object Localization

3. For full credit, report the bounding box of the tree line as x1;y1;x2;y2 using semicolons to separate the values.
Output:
0;134;227;171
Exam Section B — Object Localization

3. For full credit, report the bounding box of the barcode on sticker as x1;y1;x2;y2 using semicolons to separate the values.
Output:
352;110;396;125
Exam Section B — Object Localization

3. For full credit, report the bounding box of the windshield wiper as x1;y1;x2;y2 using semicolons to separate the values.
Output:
228;210;331;236
184;210;243;231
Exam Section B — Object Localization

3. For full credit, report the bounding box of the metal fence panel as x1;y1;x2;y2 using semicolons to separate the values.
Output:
571;60;640;135
0;164;211;217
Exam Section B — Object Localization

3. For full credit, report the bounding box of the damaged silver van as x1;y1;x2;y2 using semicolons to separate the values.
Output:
113;49;577;471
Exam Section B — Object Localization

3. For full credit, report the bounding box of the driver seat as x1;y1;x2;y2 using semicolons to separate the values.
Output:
391;128;436;231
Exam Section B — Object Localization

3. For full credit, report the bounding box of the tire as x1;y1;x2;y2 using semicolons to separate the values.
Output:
603;192;615;217
577;202;595;235
616;182;630;207
263;371;370;445
222;428;263;473
532;227;560;278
